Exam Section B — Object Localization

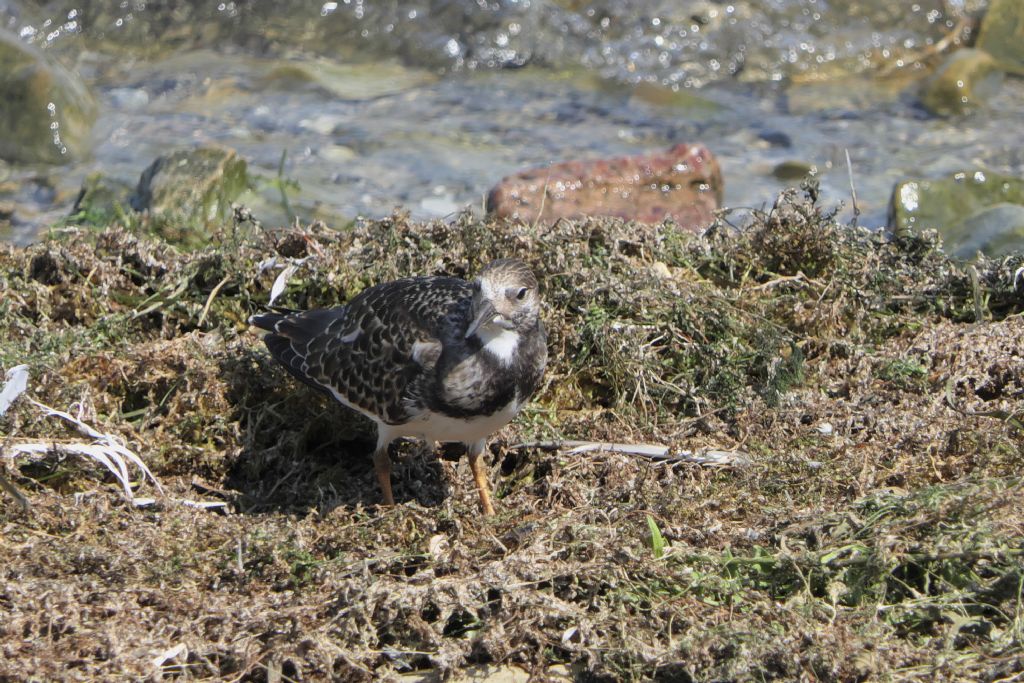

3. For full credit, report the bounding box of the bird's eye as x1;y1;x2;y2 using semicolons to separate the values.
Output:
515;287;528;300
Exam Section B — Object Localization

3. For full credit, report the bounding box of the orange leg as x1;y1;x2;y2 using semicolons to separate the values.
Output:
467;440;496;516
373;446;394;507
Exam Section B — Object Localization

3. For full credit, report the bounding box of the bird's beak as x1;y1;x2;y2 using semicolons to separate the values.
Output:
465;299;498;339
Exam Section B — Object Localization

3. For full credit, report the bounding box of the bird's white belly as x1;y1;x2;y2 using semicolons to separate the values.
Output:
400;399;521;444
325;381;521;446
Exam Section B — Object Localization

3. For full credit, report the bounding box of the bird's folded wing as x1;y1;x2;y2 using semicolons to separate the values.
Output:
261;277;472;423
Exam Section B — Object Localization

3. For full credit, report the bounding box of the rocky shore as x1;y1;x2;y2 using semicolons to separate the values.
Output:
2;0;1024;251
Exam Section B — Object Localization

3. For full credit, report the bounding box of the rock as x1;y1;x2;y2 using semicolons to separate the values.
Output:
772;161;818;182
260;58;437;100
0;29;96;164
786;74;912;115
71;173;135;225
69;150;252;238
0;200;13;240
486;144;722;231
889;170;1024;256
758;131;792;148
920;48;1003;117
949;203;1024;259
628;82;721;116
131;147;250;224
977;0;1024;75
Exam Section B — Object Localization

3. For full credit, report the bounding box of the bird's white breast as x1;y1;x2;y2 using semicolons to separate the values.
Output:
477;327;520;366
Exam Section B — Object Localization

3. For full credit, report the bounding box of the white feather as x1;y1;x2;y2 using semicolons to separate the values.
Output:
0;364;29;417
269;265;297;306
477;327;520;366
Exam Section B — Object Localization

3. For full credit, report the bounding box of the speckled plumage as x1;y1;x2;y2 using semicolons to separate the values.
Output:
250;259;547;515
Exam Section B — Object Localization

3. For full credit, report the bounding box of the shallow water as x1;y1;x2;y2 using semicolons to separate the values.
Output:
2;0;1021;244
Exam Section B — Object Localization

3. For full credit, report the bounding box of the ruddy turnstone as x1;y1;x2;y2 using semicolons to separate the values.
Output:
250;259;547;515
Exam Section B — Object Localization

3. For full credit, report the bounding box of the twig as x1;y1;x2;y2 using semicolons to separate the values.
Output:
878;15;973;77
197;275;232;327
276;148;295;221
510;440;751;466
944;378;1024;429
827;547;1023;570
25;398;163;495
968;265;984;322
132;279;189;319
845;149;859;228
0;472;30;511
530;167;554;231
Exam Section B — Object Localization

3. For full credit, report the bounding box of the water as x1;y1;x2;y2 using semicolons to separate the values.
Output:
2;0;1021;244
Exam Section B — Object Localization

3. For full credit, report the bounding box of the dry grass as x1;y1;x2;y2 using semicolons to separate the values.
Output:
1;189;1022;681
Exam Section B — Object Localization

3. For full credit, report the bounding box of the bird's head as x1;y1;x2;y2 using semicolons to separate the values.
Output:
465;259;541;340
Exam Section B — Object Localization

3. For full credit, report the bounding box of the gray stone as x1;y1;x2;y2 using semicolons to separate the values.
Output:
977;0;1024;75
920;48;1003;117
0;29;96;164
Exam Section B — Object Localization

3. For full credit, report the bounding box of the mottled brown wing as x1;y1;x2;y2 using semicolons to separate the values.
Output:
253;276;473;424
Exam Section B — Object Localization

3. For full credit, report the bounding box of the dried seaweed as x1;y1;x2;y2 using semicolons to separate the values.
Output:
1;189;1022;680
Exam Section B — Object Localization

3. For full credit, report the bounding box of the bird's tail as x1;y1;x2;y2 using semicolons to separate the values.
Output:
249;311;286;331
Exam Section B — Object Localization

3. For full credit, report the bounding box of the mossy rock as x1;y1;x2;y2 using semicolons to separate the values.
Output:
628;81;722;116
130;147;251;239
889;170;1024;256
0;28;97;164
260;58;437;99
772;160;818;182
950;203;1024;259
920;48;1003;117
70;172;136;225
977;0;1024;76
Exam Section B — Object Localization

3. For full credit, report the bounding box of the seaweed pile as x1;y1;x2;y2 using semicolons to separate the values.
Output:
1;190;1022;680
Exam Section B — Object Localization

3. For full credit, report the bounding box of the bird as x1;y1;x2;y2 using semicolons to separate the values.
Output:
250;258;547;515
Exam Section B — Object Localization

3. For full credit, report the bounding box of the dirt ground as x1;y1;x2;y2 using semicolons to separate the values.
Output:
1;190;1022;681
